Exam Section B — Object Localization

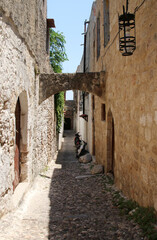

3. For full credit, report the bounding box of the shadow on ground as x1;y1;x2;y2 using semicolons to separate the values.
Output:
48;130;143;240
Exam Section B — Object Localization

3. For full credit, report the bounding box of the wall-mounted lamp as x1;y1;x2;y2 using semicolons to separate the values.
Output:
119;0;136;56
79;114;88;122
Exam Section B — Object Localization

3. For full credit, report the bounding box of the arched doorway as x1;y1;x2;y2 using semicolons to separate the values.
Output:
13;91;28;191
92;95;95;155
107;109;115;175
13;98;21;190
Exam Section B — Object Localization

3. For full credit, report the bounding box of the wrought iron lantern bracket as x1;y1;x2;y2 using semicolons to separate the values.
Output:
79;114;88;122
119;0;136;56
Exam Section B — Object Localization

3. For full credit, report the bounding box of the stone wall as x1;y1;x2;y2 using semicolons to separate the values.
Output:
85;0;157;211
0;0;52;73
0;0;56;217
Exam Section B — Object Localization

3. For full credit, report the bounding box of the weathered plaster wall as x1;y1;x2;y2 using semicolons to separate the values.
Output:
92;0;157;210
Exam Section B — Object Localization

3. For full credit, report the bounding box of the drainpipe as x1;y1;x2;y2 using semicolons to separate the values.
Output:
83;19;89;114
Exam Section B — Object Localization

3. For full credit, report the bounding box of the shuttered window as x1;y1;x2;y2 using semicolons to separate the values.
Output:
103;0;110;47
97;13;100;59
101;104;106;121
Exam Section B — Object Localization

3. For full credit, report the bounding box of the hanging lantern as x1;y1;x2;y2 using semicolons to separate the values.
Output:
119;0;136;56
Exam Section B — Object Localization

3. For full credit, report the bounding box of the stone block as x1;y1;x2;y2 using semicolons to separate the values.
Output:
79;153;92;164
145;128;151;142
154;197;157;212
147;114;153;127
91;164;104;175
139;115;146;127
92;155;97;164
152;145;157;155
154;111;157;125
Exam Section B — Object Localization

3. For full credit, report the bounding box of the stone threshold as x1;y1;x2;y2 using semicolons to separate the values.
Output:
12;182;30;209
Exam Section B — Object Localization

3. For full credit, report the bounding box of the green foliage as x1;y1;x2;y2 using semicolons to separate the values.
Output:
128;207;156;239
49;30;67;132
106;175;114;185
112;190;157;239
55;92;64;133
49;29;68;73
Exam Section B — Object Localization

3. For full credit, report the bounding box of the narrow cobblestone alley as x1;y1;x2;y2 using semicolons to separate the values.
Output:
0;131;144;240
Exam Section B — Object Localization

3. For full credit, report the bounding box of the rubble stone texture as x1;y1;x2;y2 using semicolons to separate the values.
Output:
0;0;51;73
0;0;56;217
0;131;144;240
39;72;106;103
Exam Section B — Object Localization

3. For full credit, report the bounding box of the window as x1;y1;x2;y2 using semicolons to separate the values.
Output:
97;13;100;59
93;25;96;69
101;104;106;121
103;0;110;47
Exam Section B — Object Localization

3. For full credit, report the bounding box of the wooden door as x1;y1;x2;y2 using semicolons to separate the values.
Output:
13;98;21;191
92;95;95;155
107;110;115;174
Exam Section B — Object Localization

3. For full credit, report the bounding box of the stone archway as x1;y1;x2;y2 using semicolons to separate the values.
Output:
106;109;115;175
13;91;28;190
39;71;106;103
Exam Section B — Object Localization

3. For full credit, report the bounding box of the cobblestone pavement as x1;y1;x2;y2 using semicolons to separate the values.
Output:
0;130;144;240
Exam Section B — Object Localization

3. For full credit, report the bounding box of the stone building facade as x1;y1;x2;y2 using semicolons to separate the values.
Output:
77;0;157;211
0;0;57;217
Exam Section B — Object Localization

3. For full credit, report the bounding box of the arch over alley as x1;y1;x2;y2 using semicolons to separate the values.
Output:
39;71;106;103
